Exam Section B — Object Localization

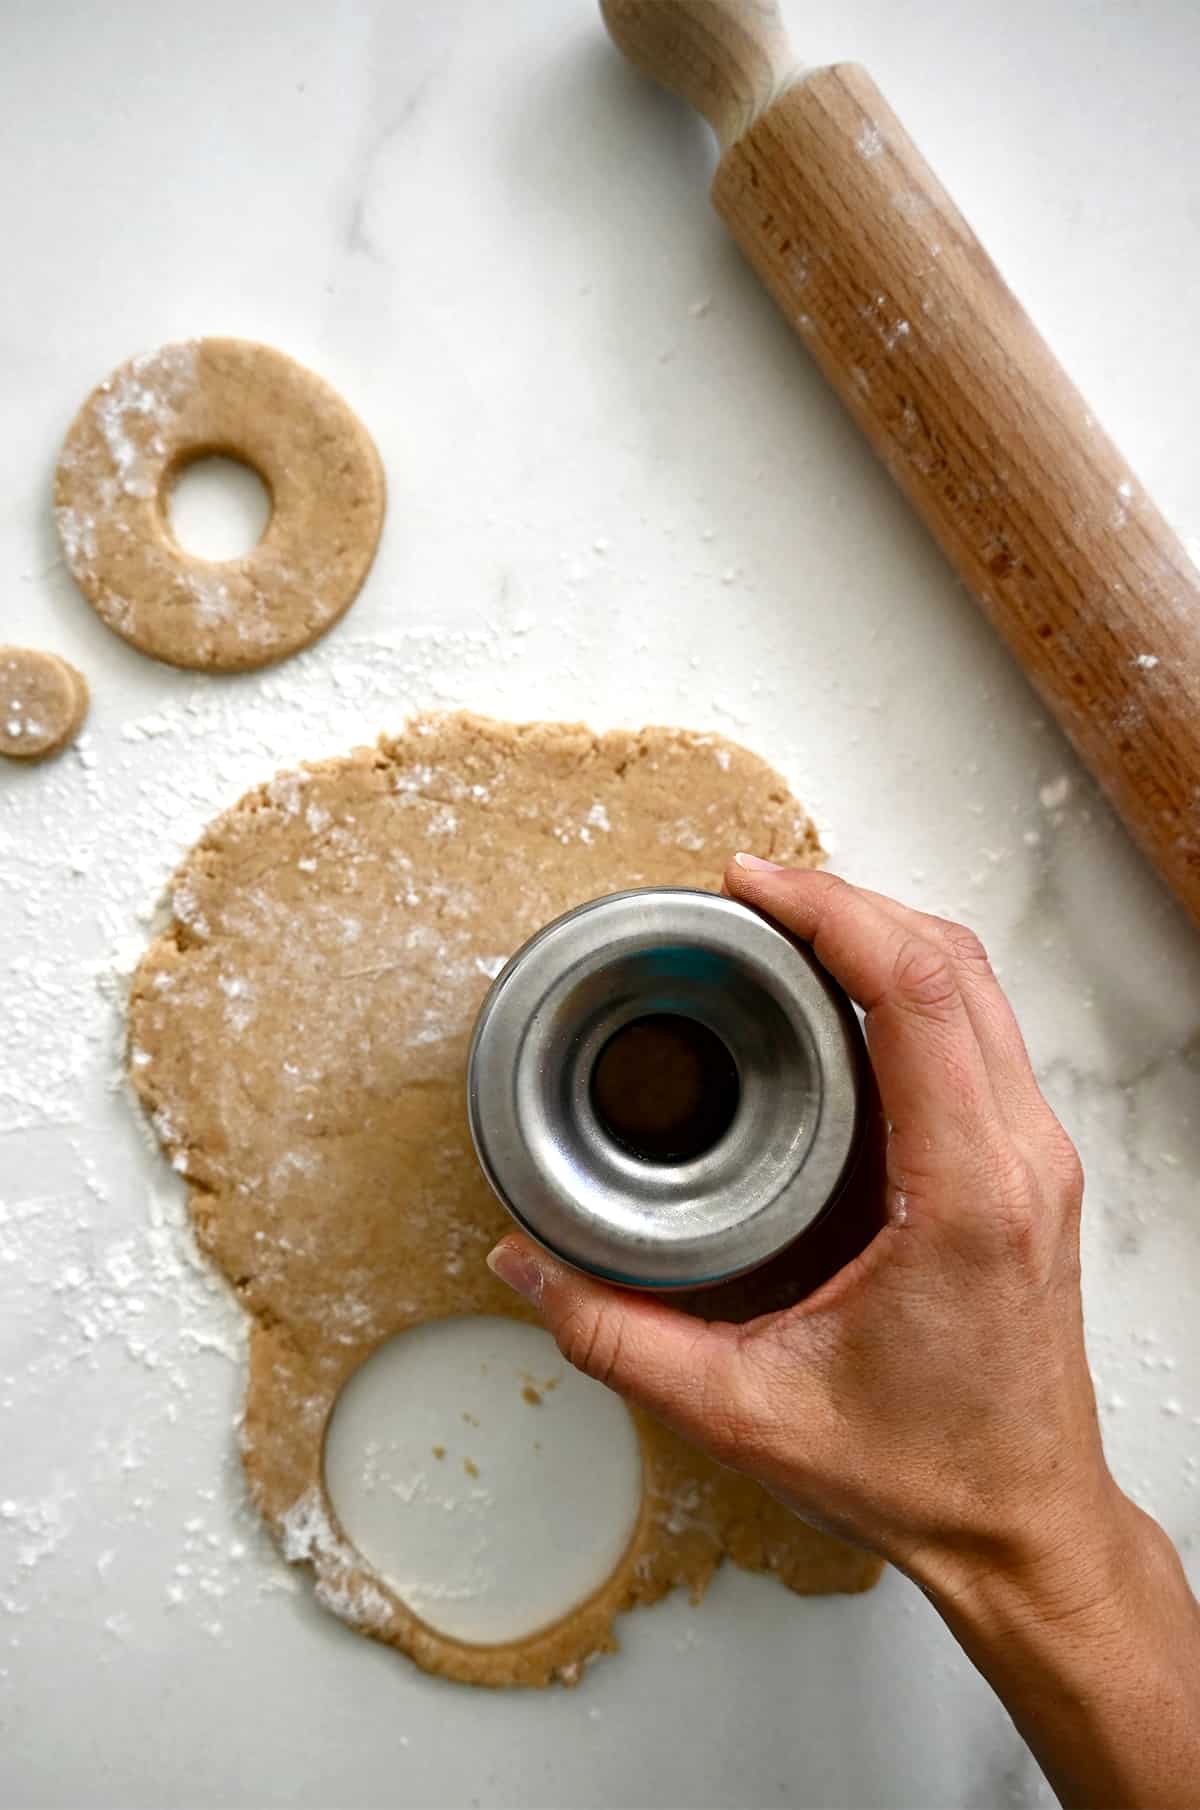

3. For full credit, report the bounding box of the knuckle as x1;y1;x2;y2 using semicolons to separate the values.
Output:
975;1144;1044;1248
984;1140;1036;1201
812;870;852;902
890;935;960;1018
942;921;992;974
1045;1122;1085;1205
555;1300;626;1390
804;870;854;922
810;869;858;912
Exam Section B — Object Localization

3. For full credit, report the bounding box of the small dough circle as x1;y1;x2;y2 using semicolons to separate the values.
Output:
54;339;386;673
0;647;89;762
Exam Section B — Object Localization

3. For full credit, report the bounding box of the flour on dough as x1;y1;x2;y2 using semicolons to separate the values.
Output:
128;712;881;1689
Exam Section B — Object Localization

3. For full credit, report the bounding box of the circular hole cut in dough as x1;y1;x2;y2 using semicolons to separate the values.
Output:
322;1316;643;1646
167;454;272;562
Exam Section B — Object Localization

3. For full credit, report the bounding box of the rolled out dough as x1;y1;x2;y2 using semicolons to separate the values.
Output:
129;712;882;1688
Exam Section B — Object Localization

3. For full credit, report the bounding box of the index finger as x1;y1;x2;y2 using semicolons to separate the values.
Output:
724;859;995;1160
849;885;1045;1127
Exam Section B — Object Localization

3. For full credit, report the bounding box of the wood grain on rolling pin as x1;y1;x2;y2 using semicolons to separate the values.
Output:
601;0;1199;923
715;64;1200;921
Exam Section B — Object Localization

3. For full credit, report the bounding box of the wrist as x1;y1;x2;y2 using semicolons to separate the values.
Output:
911;1485;1200;1809
907;1470;1143;1648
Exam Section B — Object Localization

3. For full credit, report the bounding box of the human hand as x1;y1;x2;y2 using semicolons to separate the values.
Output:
488;862;1200;1809
487;861;1117;1597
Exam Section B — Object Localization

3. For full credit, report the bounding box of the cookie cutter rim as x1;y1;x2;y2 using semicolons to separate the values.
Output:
467;887;867;1290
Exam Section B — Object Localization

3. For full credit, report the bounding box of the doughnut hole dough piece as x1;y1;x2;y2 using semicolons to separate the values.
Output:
54;339;386;673
128;713;883;1688
0;647;89;761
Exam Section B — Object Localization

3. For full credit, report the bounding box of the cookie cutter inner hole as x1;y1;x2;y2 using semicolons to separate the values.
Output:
589;1011;741;1164
165;451;272;561
322;1316;642;1646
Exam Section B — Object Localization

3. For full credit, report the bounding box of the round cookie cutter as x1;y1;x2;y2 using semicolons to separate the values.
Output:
54;338;386;673
468;887;869;1290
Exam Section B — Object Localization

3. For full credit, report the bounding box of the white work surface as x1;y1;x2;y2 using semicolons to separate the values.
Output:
3;1;1199;1805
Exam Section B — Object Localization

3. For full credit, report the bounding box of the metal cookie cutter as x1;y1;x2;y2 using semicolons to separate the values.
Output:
467;888;867;1290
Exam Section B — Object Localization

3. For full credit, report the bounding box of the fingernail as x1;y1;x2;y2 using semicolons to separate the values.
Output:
487;1241;544;1305
733;852;785;872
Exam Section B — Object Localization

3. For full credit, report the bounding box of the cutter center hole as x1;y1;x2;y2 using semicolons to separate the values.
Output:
167;455;271;560
590;1012;740;1163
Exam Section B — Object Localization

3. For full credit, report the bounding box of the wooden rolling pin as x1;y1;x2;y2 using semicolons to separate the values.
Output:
600;0;1200;925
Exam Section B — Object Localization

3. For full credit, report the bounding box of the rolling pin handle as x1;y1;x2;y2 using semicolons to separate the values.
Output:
599;0;801;148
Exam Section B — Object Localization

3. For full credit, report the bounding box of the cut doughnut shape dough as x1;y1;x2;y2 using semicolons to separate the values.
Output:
55;339;385;672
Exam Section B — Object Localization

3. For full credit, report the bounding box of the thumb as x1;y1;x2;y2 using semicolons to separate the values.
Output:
487;1232;752;1453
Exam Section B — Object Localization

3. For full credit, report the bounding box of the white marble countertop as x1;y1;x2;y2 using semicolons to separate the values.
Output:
2;1;1198;1805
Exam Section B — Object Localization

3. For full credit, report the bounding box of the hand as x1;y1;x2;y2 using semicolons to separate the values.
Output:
489;861;1109;1589
488;862;1200;1808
